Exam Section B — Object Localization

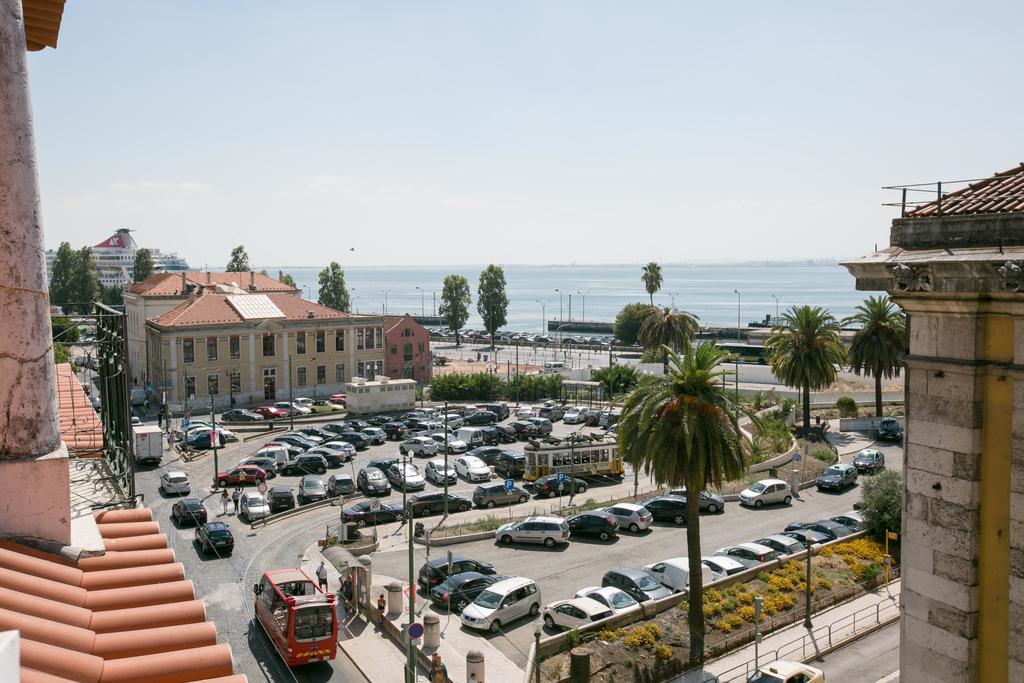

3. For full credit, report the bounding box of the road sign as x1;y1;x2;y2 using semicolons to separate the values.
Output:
408;622;424;639
793;453;801;462
257;481;268;494
209;431;220;448
182;418;191;429
504;478;515;493
370;498;381;511
556;472;568;485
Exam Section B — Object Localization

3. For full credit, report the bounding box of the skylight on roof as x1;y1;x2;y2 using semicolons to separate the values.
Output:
227;294;285;320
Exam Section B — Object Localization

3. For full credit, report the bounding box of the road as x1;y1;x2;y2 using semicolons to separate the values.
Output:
819;620;899;681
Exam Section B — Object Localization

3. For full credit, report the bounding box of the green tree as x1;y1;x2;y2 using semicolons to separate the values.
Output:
860;469;902;542
68;247;100;314
844;295;906;417
100;284;123;307
591;364;639;397
439;274;472;346
765;305;846;433
226;245;250;272
476;265;508;349
617;343;747;664
48;242;76;310
638;306;699;369
317;262;350;312
280;272;296;288
613;302;654;346
50;316;79;365
641;262;663;306
132;248;154;282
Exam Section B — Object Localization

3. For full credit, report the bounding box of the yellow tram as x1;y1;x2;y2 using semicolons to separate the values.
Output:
523;434;624;481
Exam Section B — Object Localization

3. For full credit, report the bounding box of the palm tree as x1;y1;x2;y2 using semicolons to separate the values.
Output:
844;295;906;417
638;306;699;369
641;262;663;306
765;305;846;433
618;343;747;665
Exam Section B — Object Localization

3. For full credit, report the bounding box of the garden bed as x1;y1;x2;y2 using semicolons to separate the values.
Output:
540;538;895;683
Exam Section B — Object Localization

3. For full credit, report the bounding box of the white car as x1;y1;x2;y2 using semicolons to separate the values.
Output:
400;437;439;456
274;401;311;416
431;433;468;454
293;397;314;408
240;492;270;521
575;586;639;614
425;459;457;485
441;413;465;429
738;478;792;508
701;555;749;581
387;463;426;491
320;441;357;460
602;503;653;533
360;427;387;445
514;407;537;419
159;470;191;495
542;597;614;631
563;408;586;424
454;455;490;482
185;425;237;442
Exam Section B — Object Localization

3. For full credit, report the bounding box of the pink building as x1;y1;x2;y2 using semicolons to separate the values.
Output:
384;314;431;383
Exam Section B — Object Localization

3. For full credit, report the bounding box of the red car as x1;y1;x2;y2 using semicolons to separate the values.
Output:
330;393;347;407
216;464;268;487
252;406;288;419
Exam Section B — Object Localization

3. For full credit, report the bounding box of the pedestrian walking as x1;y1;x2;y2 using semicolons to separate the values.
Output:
316;561;329;592
220;490;229;515
144;397;150;412
377;593;386;617
232;488;241;514
157;410;163;429
341;577;353;608
429;653;447;683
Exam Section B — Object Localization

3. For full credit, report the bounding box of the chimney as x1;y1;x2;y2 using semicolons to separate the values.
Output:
278;270;284;282
249;271;255;291
205;271;212;284
180;272;186;294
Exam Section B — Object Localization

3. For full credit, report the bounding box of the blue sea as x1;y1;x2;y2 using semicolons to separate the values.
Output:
267;263;863;332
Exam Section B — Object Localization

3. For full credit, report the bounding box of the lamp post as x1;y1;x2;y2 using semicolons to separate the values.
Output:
804;539;813;629
668;292;678;308
382;289;390;316
734;289;741;342
754;595;763;668
554;288;562;323
302;284;311;300
432;291;436;317
351;288;359;314
535;300;547;335
415;286;424;316
577;291;589;321
771;294;780;323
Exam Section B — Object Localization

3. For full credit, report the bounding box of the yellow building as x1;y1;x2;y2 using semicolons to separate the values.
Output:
144;283;386;411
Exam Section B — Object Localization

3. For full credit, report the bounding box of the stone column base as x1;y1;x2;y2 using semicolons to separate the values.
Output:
0;443;70;546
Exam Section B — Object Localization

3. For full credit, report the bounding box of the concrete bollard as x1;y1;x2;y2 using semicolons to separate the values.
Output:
466;649;485;683
423;612;440;648
386;582;403;615
569;647;591;682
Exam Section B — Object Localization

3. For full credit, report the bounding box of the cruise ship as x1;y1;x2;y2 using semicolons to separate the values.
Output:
45;229;190;289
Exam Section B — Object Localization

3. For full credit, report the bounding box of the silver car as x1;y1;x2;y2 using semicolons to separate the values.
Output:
602;503;652;533
160;471;191;495
425;458;457;485
240;492;270;521
496;516;570;547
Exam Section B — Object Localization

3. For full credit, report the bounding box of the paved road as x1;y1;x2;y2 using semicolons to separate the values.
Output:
818;620;900;681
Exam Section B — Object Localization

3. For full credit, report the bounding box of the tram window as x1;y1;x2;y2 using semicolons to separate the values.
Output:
552;455;562;466
581;451;590;464
574;452;582;464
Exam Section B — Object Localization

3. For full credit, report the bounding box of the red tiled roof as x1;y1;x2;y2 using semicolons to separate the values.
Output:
55;363;103;456
126;272;297;297
1;507;246;683
23;0;67;51
150;291;352;329
905;163;1024;218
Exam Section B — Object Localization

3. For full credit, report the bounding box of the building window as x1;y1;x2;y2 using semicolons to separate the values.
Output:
403;343;413;362
316;365;326;384
357;328;364;350
377;327;384;348
207;337;218;361
403;328;413;337
262;333;275;357
229;371;241;394
296;366;307;386
335;330;345;351
296;332;306;354
418;342;424;354
183;339;194;364
185;376;196;398
208;375;219;396
316;331;325;353
336;363;345;383
229;336;240;360
391;345;397;355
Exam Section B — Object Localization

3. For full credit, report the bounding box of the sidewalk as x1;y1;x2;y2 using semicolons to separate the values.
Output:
824;419;876;457
705;579;902;681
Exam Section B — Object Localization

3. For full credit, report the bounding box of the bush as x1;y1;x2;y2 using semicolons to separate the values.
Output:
623;623;660;650
429;372;502;401
737;605;756;622
614;303;655;346
597;629;619;642
859;469;902;542
835;396;859;417
753;412;793;455
654;644;673;660
812;448;835;463
504;373;563;401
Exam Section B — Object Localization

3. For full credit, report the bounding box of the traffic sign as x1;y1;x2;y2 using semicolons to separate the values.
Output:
556;472;568;484
408;622;424;639
504;478;515;493
257;481;268;494
182;418;191;429
793;453;801;463
370;498;381;511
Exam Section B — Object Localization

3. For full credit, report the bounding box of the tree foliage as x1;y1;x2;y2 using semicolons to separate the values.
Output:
48;242;76;309
317;262;350;312
280;272;296;288
860;469;902;542
505;373;562;402
591;364;639;397
50;316;79;365
439;274;472;345
638;306;699;367
132;248;154;282
617;343;747;664
429;372;503;401
613;303;654;346
226;245;250;272
100;284;123;307
844;295;906;417
835;396;858;418
476;265;508;348
641;262;663;306
68;247;101;314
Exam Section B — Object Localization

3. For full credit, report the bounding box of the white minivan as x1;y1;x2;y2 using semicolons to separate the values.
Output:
456;427;486;449
643;557;713;594
252;445;289;469
461;577;542;633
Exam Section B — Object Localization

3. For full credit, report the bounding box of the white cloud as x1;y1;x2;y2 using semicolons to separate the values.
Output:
110;180;211;193
442;196;487;208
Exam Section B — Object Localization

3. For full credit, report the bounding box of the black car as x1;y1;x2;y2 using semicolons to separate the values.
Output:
640;495;688;525
343;500;405;526
298;475;328;504
852;449;885;474
417;555;495;591
467;446;506;466
430;572;504;613
510;420;540;438
367;457;399;472
271;435;313;452
357;467;392;496
816;464;858;492
195;522;234;555
480;425;517;445
481;403;510;420
171;498;208;526
493;451;525;478
280;454;328;476
266;486;296;513
566;510;619;542
321;422;348;435
335;432;371;450
366;416;390;426
306;447;347;468
464;410;498;426
298;427;334;440
781;528;831;546
223;409;263;422
410;492;473;516
383;421;408;439
785;520;855;541
532;473;589;497
875;418;903;442
346;419;371;431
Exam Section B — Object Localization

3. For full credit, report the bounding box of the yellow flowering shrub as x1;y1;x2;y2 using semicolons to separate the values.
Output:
654;644;673;660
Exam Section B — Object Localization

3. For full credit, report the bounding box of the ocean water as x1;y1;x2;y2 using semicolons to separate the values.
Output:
270;263;864;332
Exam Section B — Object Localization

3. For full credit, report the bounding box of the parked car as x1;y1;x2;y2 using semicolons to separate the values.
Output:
816;463;858;492
831;510;866;531
279;454;328;476
411;492;473;516
496;516;570;547
298;475;328;504
641;495;689;525
748;661;825;683
271;434;314;452
532;473;588;497
513;407;537;419
171;498;207;525
187;429;235;450
240;492;270;521
431;432;468;454
252;406;288;419
481;403;510;420
538;405;565;422
875;417;903;442
667;488;726;514
738;478;793;508
266;486;296;513
483;425;518;444
223;409;263;422
319;441;357;462
510;420;540;438
334;431;371;450
602;503;652;533
345;419;371;431
425;458;457;485
195;522;234;555
562;407;586;424
273;401;311;416
267;442;304;459
361;427;387;445
430;571;504;613
467;446;505;466
492;451;526;478
714;543;780;568
418;554;495;591
464;410;498;426
785;520;855;541
160;470;191;495
601;567;674;602
305;446;348;468
298;427;334;441
781;528;830;547
643;557;712;593
701;555;748;581
215;464;267;487
329;392;347;406
543;597;612;631
454;455;491;482
440;413;465;429
853;448;885;474
386;463;426;491
343;500;405;526
574;586;638;614
473;481;530;508
383;421;408;440
240;457;278;478
400;436;439;456
567;510;619;542
752;534;807;556
327;473;356;497
460;577;540;633
525;417;553;435
308;399;343;413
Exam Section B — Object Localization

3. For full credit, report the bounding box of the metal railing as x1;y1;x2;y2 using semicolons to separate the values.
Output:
882;176;1024;217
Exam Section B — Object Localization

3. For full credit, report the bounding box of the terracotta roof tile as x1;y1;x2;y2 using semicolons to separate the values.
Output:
22;0;67;51
151;291;357;329
126;272;297;297
56;363;103;455
905;163;1024;218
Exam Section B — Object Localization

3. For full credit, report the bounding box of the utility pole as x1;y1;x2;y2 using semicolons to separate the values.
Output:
804;539;813;629
406;499;416;683
443;404;450;518
210;397;219;487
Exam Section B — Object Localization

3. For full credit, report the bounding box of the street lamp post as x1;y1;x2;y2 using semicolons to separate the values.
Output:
535;300;547;335
804;539;813;628
771;294;780;323
415;286;424;316
554;288;562;323
754;595;763;668
577;291;589;321
382;289;390;316
669;292;678;308
734;289;741;342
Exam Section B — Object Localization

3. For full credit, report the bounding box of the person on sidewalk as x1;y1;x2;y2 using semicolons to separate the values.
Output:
377;593;386;619
220;490;229;516
231;488;241;515
429;653;447;683
316;561;329;592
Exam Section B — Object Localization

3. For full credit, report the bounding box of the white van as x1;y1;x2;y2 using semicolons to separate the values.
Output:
542;361;566;374
643;557;713;594
253;445;290;468
456;427;486;448
460;577;541;633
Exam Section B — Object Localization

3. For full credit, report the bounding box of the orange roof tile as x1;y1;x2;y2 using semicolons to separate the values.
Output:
23;1;67;51
150;291;357;329
0;507;246;683
55;363;103;456
905;163;1024;218
126;272;297;297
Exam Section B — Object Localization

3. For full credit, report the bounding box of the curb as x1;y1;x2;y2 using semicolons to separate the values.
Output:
417;530;495;547
801;613;901;664
252;497;339;528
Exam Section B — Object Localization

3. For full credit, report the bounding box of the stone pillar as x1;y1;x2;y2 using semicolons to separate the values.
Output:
386;581;403;615
465;650;484;683
423;612;440;648
0;0;69;546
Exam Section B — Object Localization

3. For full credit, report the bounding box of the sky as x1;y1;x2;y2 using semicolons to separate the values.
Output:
26;1;1024;268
